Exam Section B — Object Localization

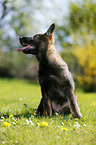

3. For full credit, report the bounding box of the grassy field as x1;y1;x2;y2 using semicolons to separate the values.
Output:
0;79;96;145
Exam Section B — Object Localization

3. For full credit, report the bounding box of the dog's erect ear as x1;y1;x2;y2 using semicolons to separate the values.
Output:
46;23;55;36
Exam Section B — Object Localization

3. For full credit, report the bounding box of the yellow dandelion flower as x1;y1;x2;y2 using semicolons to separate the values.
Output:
3;96;7;99
4;122;11;127
37;122;40;126
61;127;68;131
91;102;96;106
34;112;36;116
75;118;78;121
9;114;13;119
41;121;48;127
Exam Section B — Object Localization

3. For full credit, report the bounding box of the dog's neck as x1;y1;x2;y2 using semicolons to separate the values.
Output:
46;44;67;67
37;44;67;71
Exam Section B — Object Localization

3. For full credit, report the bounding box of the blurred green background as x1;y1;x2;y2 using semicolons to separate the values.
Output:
0;0;96;92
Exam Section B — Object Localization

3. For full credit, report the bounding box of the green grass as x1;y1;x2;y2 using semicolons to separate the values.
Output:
0;79;96;145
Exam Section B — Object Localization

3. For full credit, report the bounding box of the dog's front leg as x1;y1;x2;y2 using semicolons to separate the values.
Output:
43;95;52;116
41;89;52;117
37;92;52;116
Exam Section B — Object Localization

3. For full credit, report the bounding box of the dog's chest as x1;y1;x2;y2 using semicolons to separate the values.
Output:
38;63;72;99
39;66;62;86
39;70;68;100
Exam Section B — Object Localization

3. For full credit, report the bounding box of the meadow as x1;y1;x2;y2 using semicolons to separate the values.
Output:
0;79;96;145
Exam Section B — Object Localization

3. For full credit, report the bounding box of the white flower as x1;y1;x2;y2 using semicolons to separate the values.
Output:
83;124;87;127
74;122;80;128
2;141;6;144
1;116;4;119
55;112;58;115
12;122;16;125
30;120;33;125
0;119;4;122
26;119;29;124
12;117;17;122
25;119;33;125
19;98;22;101
15;141;18;144
61;122;64;125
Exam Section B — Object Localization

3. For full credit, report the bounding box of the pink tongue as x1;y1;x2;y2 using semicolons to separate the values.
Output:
17;46;32;52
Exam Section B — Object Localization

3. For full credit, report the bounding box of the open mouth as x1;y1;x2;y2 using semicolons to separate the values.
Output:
17;37;37;54
17;45;35;52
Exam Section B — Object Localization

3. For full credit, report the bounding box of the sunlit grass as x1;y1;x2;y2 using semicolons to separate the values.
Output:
0;79;96;145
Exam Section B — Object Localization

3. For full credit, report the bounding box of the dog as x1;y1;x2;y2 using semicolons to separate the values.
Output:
17;23;82;118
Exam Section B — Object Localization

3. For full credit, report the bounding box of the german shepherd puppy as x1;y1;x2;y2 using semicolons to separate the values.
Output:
17;23;82;118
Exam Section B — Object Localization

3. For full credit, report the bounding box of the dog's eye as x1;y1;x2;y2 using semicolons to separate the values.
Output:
36;35;39;38
33;35;39;39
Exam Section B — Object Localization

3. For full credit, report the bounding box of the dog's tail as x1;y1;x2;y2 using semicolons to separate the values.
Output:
23;103;36;111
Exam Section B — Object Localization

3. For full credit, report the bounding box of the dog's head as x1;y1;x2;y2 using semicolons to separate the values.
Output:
17;23;55;56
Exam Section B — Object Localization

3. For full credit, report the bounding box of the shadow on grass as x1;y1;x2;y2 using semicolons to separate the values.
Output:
0;110;36;119
0;112;74;121
0;103;74;120
0;113;74;121
0;103;37;119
